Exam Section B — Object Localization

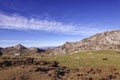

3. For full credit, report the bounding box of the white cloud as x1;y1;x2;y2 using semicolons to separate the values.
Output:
0;40;35;42
0;13;104;35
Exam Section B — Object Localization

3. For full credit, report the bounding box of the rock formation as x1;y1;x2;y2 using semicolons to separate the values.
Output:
47;30;120;55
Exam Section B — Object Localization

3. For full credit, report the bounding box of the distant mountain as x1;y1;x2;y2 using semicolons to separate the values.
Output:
1;44;45;56
14;44;27;50
28;47;45;53
39;46;57;50
1;30;120;56
47;30;120;55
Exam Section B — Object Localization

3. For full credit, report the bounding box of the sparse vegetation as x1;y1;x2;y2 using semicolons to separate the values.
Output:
36;50;120;69
0;50;120;80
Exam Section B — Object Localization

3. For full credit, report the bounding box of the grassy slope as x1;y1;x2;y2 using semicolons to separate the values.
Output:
1;50;120;80
34;50;120;69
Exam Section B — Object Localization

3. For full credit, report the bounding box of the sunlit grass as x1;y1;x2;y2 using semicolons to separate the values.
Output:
1;50;120;79
36;50;120;69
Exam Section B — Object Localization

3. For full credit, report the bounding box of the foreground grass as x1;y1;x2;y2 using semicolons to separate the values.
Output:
34;50;120;69
1;50;120;80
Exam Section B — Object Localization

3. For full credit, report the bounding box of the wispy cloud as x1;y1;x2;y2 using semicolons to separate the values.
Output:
0;13;105;35
0;39;38;47
0;40;36;43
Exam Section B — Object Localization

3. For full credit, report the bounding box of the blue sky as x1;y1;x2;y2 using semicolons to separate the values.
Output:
0;0;120;47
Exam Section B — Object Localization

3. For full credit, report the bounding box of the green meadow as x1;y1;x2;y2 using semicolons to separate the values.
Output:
33;50;120;69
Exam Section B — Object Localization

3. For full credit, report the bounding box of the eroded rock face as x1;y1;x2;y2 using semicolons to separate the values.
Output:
48;30;120;55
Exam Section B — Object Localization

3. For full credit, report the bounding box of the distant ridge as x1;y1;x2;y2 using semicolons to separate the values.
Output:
1;30;120;56
39;46;57;50
47;30;120;55
0;44;45;56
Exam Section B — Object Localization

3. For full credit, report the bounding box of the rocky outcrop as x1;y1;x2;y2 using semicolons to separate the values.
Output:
47;30;120;55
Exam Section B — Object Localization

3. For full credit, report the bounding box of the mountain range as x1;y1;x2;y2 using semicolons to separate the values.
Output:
0;44;45;56
1;30;120;56
46;30;120;55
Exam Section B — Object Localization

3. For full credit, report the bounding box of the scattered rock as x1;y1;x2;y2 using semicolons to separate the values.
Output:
102;58;108;60
54;61;60;67
85;77;93;80
0;57;120;80
107;74;113;79
117;51;120;54
35;66;53;73
1;60;12;67
98;78;107;80
24;58;34;65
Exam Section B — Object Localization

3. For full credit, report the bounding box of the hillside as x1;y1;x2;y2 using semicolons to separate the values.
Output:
47;30;120;55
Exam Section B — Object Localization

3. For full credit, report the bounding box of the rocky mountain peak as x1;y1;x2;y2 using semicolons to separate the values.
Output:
47;30;120;55
14;44;26;50
0;44;45;56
